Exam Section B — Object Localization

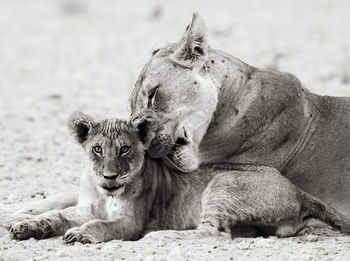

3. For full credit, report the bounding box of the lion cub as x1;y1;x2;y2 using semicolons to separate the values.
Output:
10;111;349;243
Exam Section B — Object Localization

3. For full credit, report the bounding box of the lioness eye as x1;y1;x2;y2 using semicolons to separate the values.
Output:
152;48;160;56
92;145;102;154
120;146;130;155
147;85;159;109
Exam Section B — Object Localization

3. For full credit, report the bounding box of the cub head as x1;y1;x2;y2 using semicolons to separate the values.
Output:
130;13;218;172
68;110;157;196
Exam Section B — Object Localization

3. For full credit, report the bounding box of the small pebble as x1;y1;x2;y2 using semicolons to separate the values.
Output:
237;241;251;250
56;250;68;257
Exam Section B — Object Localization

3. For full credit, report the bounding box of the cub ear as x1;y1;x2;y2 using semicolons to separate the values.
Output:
130;110;158;148
68;111;96;144
170;12;209;68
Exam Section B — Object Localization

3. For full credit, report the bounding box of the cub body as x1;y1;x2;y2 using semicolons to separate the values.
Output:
10;112;350;243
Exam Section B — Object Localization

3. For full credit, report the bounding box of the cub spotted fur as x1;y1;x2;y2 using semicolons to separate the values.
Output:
10;111;350;243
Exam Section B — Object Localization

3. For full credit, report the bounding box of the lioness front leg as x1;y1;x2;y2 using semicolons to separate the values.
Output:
10;206;94;240
63;218;142;244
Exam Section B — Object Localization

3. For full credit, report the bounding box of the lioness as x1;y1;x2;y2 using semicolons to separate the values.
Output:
131;13;350;215
9;111;350;243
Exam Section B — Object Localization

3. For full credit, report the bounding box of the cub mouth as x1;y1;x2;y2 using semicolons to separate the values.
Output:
101;184;124;192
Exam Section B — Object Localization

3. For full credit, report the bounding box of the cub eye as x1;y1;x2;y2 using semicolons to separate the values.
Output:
92;145;102;154
120;146;130;155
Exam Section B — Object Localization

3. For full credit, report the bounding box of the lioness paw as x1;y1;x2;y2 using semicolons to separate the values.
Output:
10;219;52;240
63;228;98;244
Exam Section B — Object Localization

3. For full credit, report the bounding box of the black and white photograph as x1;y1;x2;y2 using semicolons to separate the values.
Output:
0;0;349;260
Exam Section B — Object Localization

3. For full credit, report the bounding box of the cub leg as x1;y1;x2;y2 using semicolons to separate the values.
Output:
300;191;350;234
274;190;350;237
63;218;144;244
144;174;250;241
145;173;263;241
191;172;304;239
14;191;78;216
0;191;78;230
10;206;94;240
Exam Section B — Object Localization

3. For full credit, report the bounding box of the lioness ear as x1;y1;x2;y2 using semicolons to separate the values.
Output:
68;111;96;144
170;12;209;68
130;110;158;148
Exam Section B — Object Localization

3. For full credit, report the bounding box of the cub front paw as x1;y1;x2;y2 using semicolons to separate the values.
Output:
63;228;98;244
10;219;52;240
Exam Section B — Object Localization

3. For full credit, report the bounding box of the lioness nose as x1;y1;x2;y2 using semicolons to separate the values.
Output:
175;126;190;145
102;173;119;180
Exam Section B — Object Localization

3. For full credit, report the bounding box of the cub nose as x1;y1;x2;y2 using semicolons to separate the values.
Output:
102;173;119;180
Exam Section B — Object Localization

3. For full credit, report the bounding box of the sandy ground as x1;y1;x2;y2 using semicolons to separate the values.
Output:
0;0;349;260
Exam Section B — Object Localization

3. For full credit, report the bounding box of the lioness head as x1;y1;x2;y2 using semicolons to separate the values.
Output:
68;110;157;195
130;13;218;172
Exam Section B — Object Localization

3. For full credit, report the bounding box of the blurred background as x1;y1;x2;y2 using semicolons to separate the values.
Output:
0;0;349;202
